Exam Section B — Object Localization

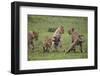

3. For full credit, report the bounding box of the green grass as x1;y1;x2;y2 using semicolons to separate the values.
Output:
28;51;88;60
28;15;88;61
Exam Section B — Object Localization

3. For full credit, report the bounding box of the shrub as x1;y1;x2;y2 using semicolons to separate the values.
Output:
48;27;57;32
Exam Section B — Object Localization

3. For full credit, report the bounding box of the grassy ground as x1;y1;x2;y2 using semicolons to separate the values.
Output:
28;15;88;61
28;51;88;60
